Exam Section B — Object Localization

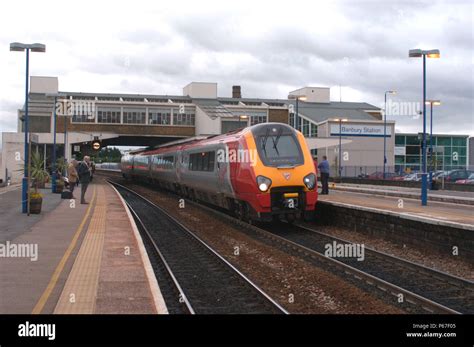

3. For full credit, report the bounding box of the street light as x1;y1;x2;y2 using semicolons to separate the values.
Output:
238;114;248;128
10;42;46;213
383;90;396;179
409;48;440;206
290;95;307;131
46;93;60;193
425;99;441;187
334;118;348;177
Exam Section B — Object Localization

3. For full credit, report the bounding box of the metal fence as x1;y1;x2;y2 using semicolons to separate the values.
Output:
330;165;474;179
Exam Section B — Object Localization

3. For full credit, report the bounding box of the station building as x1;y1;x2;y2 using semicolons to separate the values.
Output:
2;75;468;184
394;133;470;173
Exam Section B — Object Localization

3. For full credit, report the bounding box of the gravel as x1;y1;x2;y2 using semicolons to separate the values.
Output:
124;182;404;314
300;223;474;281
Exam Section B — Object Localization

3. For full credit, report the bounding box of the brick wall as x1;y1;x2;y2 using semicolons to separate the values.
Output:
268;109;289;124
314;202;474;263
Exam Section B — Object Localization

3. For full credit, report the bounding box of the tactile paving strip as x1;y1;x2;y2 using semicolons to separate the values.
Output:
54;186;106;313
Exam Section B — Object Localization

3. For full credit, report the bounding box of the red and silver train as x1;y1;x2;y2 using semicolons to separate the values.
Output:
121;122;318;222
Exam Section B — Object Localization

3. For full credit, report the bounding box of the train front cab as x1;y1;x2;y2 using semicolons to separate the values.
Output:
239;123;318;223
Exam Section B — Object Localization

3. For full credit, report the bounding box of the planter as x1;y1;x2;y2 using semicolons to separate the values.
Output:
29;196;43;214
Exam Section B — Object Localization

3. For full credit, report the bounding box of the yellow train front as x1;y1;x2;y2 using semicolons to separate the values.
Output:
229;123;318;223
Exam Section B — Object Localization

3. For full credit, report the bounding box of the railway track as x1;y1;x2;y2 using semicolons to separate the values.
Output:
269;223;474;314
101;172;473;314
109;181;288;314
194;204;473;314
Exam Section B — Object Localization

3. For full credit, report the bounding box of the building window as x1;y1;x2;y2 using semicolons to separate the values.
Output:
289;113;294;127
97;107;121;124
302;119;310;137
123;108;146;124
405;146;420;155
452;137;467;146
72;112;95;123
231;110;267;126
310;124;318;137
189;151;215;172
405;135;420;145
22;116;51;133
149;108;171;125
436;137;451;146
395;135;405;146
249;112;267;125
395;156;405;164
173;108;195;126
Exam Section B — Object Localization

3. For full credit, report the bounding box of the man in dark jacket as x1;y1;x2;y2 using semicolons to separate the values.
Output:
318;155;330;195
77;156;91;204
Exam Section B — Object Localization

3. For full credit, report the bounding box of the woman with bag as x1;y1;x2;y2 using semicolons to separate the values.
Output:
67;159;79;199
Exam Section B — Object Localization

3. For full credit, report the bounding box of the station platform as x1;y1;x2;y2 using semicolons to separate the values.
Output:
319;187;474;230
331;183;474;205
0;178;166;314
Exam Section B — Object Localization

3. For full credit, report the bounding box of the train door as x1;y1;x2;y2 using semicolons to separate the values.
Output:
217;144;234;196
217;145;226;194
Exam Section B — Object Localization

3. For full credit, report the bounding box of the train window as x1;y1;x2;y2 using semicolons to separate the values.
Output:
201;153;209;171
254;127;304;167
163;156;174;169
189;151;215;172
208;151;215;171
153;155;174;169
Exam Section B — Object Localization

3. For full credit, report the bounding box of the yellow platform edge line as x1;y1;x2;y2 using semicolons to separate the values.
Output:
31;187;97;314
53;186;106;313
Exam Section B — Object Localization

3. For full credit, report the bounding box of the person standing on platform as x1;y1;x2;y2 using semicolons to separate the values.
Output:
318;155;330;195
312;155;318;173
67;159;79;199
77;156;91;204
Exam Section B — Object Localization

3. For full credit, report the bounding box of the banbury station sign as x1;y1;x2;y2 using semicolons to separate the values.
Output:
330;124;391;137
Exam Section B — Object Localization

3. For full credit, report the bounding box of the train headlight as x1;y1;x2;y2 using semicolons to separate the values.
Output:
257;175;272;192
303;173;316;190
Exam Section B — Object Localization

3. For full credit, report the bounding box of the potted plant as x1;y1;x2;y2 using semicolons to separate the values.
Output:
29;152;50;214
54;157;67;193
29;191;43;214
31;152;49;189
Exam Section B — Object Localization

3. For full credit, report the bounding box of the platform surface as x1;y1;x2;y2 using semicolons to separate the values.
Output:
319;188;474;228
332;183;474;205
0;179;164;314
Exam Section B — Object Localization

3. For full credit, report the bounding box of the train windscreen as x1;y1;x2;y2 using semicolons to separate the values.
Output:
255;126;304;167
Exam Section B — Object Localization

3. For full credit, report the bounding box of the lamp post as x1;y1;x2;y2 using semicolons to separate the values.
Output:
425;99;441;187
239;114;249;128
52;96;57;192
294;95;307;131
10;42;46;213
409;48;440;206
383;90;396;179
334;118;348;177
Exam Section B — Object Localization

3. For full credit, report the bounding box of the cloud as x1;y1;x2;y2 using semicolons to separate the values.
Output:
0;0;472;138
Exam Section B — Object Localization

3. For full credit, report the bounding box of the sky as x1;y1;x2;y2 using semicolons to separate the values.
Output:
0;0;473;141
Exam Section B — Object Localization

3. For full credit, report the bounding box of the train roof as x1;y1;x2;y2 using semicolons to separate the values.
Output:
133;123;297;156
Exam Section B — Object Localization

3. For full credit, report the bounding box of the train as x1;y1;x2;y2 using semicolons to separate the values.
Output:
121;122;318;223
